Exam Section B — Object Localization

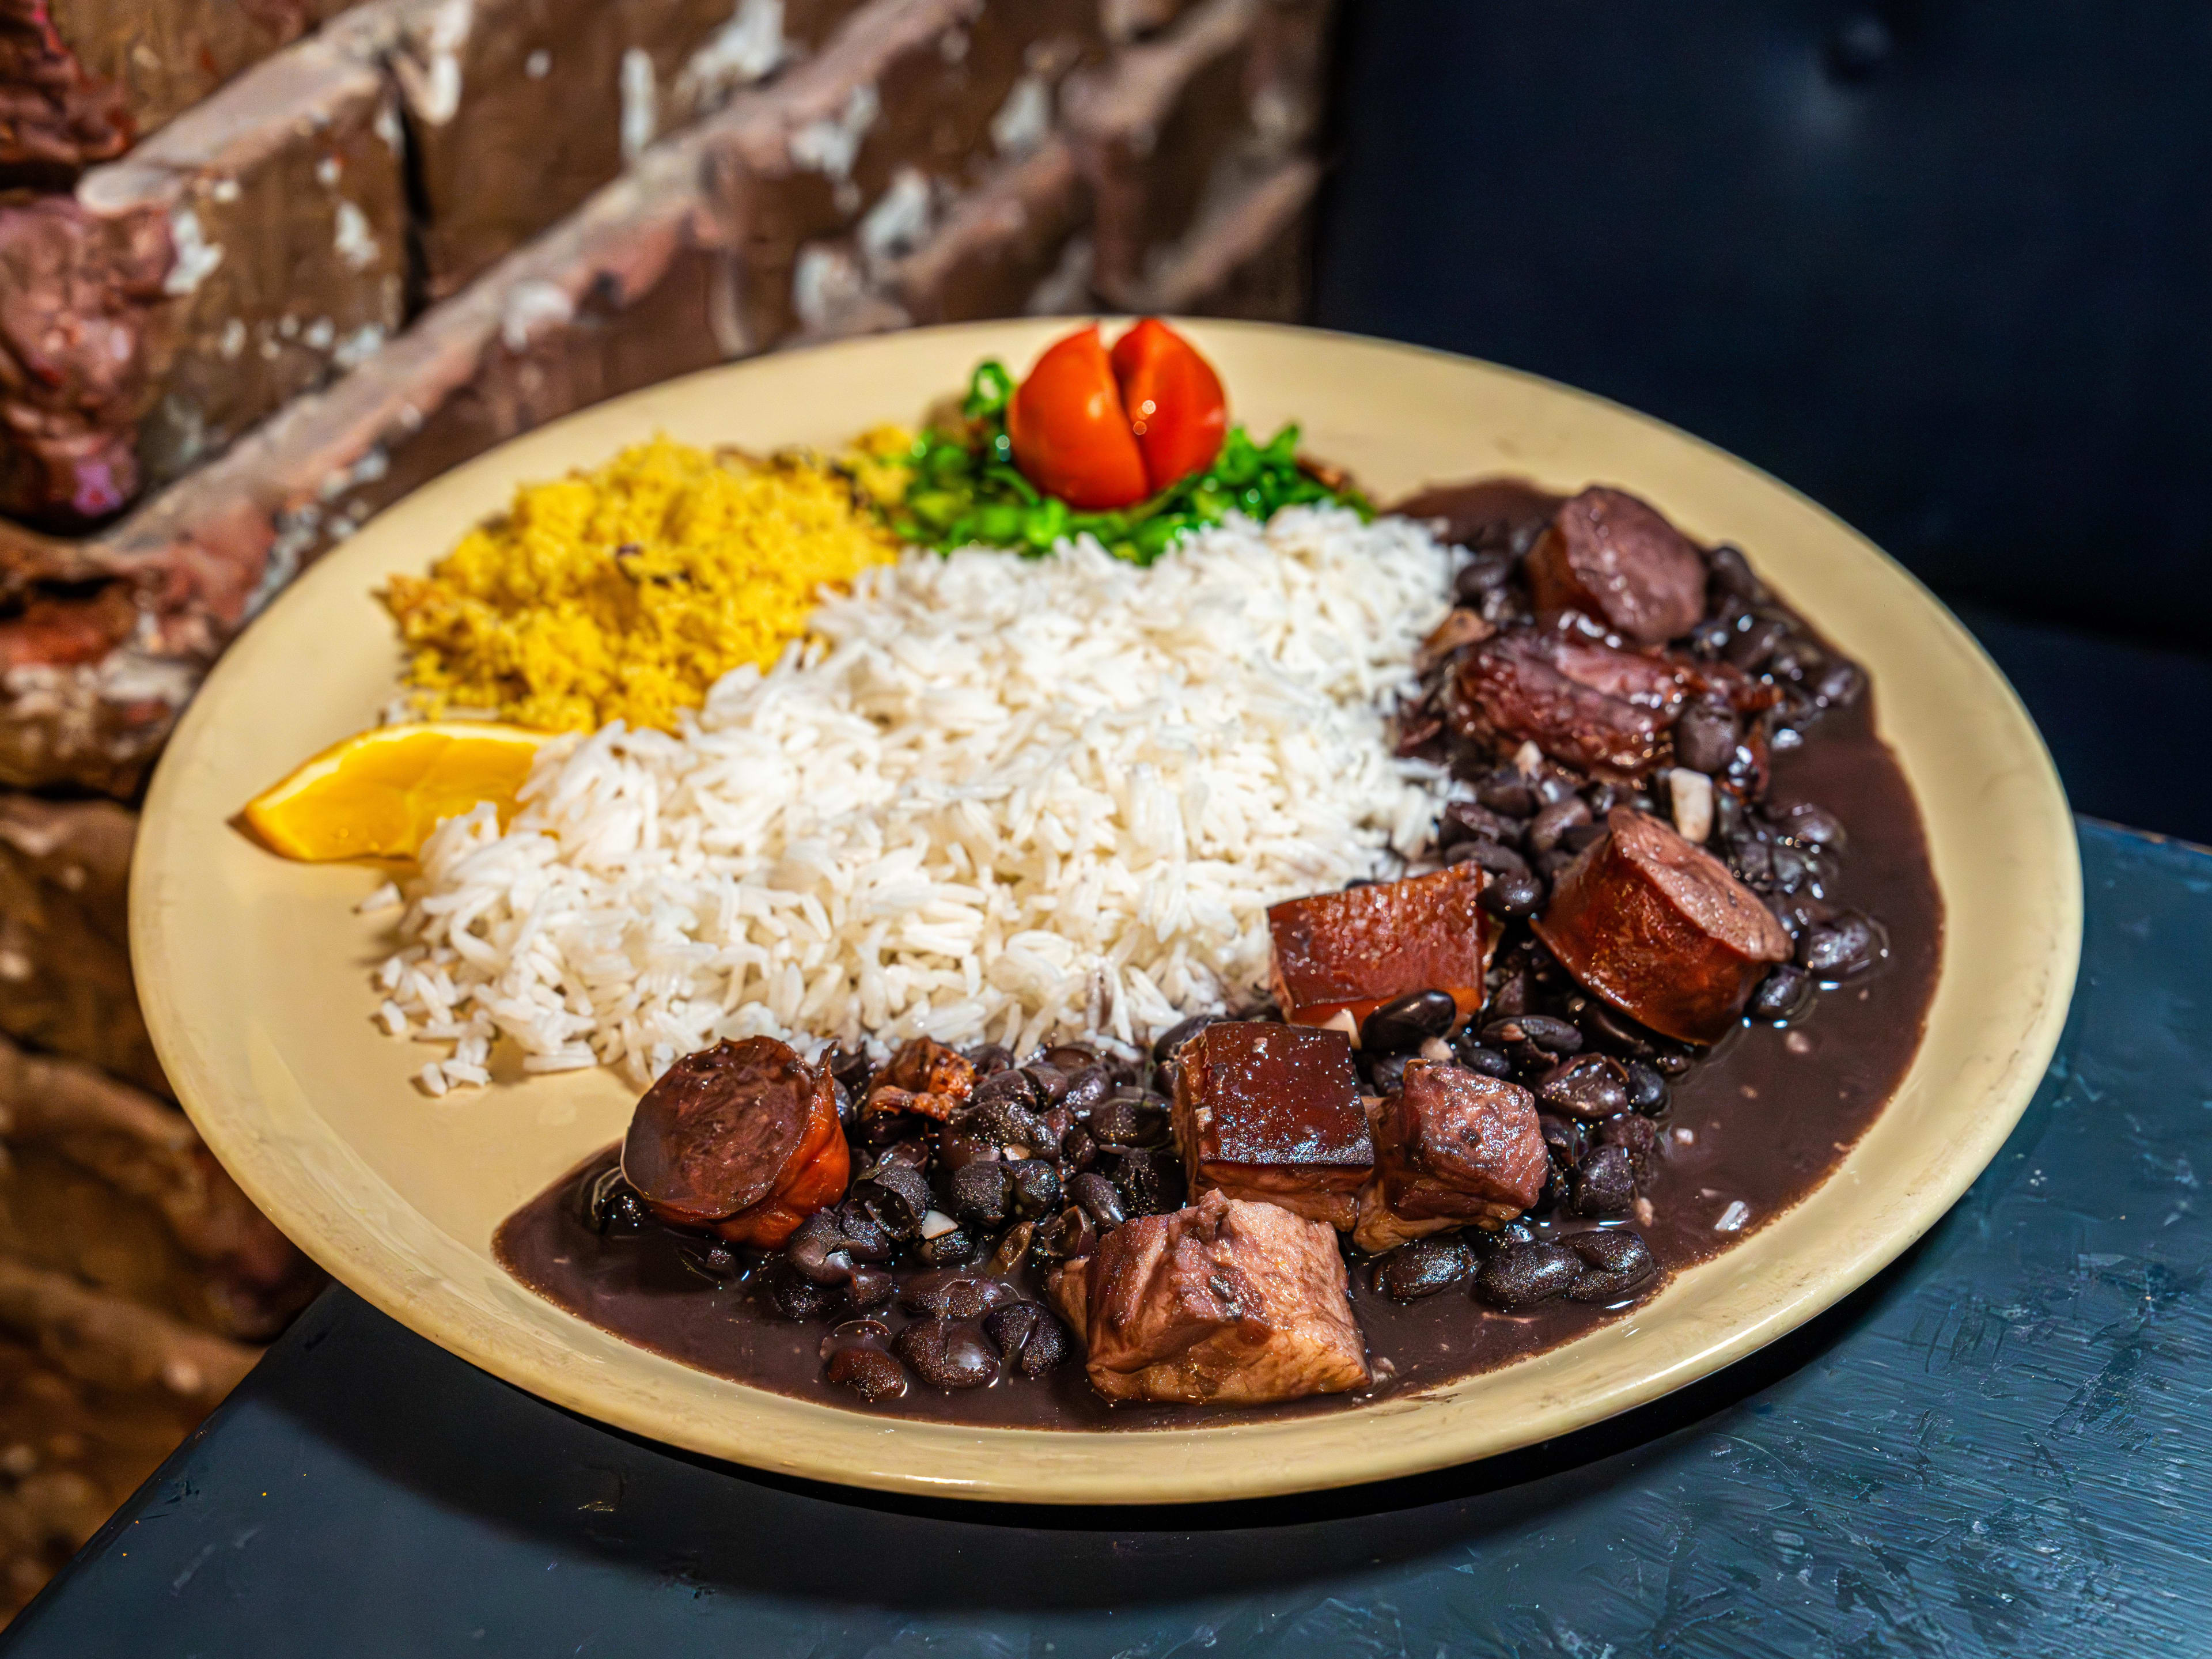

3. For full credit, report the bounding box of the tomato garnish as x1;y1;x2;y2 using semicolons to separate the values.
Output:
1006;325;1150;510
1111;318;1228;494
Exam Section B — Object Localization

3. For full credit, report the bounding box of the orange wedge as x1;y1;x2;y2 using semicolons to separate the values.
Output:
244;722;554;861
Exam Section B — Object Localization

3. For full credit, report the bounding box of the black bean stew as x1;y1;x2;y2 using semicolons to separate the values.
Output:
495;478;1942;1427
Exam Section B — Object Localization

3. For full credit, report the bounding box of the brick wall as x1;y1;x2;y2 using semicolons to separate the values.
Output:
0;0;1338;1613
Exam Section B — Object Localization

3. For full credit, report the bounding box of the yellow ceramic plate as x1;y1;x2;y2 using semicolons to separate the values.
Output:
131;321;2079;1504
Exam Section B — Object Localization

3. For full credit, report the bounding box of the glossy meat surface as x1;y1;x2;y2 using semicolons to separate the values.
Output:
1448;630;1683;778
1068;1191;1370;1405
1525;486;1707;645
1173;1022;1373;1228
620;1038;822;1224
1266;866;1493;1031
1534;808;1793;1044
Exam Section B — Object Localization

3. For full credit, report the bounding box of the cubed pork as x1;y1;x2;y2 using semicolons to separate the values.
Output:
1171;1021;1373;1229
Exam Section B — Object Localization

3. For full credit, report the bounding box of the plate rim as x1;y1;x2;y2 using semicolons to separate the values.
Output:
130;317;2082;1504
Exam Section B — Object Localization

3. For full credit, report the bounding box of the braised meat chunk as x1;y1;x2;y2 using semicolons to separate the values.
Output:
1267;865;1493;1033
1353;1062;1548;1253
1058;1190;1369;1405
1447;629;1684;779
1525;486;1707;645
1534;808;1793;1044
1172;1022;1373;1228
621;1037;850;1247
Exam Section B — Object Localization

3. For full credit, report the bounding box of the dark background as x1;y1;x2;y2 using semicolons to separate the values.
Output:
1312;0;2212;842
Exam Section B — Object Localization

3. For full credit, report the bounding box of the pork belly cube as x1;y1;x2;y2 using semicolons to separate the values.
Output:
1172;1021;1373;1229
1352;1062;1547;1253
1067;1190;1370;1405
1266;865;1493;1033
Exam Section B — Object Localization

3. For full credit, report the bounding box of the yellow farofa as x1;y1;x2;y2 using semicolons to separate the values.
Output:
384;436;898;733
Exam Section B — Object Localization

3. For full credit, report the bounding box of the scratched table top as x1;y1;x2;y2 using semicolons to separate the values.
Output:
6;817;2204;1658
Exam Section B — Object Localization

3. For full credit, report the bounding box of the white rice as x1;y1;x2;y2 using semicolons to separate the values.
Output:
377;506;1457;1090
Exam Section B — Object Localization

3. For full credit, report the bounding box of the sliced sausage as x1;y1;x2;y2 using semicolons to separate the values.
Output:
1532;808;1793;1044
622;1037;849;1244
1525;487;1707;645
1446;630;1685;779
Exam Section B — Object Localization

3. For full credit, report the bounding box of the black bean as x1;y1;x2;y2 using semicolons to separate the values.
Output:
1577;1000;1654;1058
1582;781;1623;816
1651;1047;1695;1080
1060;1064;1113;1115
899;1271;1017;1320
1021;1062;1070;1105
1766;637;1825;684
1058;1123;1099;1171
1111;1146;1183;1218
1729;834;1774;887
1775;801;1847;851
1446;838;1530;877
1533;769;1581;806
958;1093;1050;1154
825;1345;908;1402
1797;911;1887;979
983;1302;1074;1377
1706;543;1764;603
844;1266;896;1310
1558;827;1605;858
1474;768;1537;818
1565;1229;1657;1302
966;1042;1016;1075
1674;703;1739;775
786;1210;874;1287
1479;869;1546;919
1538;1113;1585;1169
1569;1143;1637;1216
1483;1014;1582;1055
1812;658;1865;708
1090;1095;1171;1148
1067;1171;1127;1231
1725;615;1787;672
1439;799;1525;850
1454;550;1514;603
1624;1059;1671;1114
1487;972;1532;1018
1151;1013;1224;1063
1044;1044;1096;1071
944;1160;1013;1231
1687;615;1735;657
824;1047;874;1101
1539;1055;1633;1120
1362;1050;1416;1094
911;1226;983;1268
1527;795;1592;854
1361;990;1459;1054
1475;1240;1582;1308
1748;964;1815;1023
1596;1112;1663;1180
893;1317;1001;1390
1028;1205;1098;1267
1452;1040;1515;1079
1006;1157;1062;1221
582;1165;649;1234
1374;1237;1477;1301
758;1257;835;1321
970;1066;1042;1114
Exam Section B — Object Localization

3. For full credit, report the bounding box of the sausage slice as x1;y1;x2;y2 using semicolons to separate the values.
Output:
1525;487;1707;645
622;1037;849;1244
1533;808;1793;1044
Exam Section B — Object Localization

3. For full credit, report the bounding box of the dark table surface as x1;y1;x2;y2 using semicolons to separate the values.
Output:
8;818;2206;1658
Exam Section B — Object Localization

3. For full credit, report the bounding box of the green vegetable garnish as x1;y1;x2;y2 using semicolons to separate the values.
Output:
885;361;1370;563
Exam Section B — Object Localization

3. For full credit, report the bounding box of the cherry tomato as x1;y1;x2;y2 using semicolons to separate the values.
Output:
1006;326;1150;510
1111;318;1228;493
